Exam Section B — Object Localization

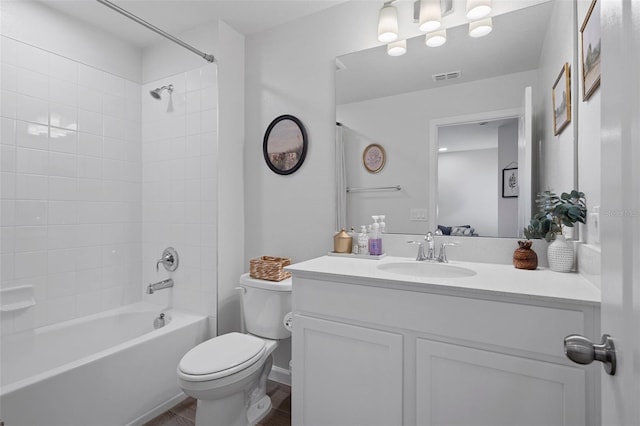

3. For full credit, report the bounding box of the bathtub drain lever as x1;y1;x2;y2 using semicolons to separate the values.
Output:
154;313;166;329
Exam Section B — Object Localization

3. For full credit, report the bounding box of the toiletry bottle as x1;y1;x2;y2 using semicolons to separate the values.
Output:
369;222;382;255
358;226;369;255
350;227;359;254
379;215;386;233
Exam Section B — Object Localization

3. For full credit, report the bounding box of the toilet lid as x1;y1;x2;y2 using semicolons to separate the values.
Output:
179;332;266;379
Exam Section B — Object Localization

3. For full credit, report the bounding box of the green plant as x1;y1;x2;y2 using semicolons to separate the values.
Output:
524;190;587;242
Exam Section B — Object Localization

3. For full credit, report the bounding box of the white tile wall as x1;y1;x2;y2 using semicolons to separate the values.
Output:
0;36;142;335
141;64;218;319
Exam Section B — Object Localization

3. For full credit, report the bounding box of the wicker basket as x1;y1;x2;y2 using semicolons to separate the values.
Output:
249;256;292;281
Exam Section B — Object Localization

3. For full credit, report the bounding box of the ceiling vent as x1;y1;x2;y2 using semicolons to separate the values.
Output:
432;70;461;82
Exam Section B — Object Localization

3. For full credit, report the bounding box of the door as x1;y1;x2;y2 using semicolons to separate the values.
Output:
599;1;640;424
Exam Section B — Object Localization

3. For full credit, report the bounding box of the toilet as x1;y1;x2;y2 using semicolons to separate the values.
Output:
177;273;292;426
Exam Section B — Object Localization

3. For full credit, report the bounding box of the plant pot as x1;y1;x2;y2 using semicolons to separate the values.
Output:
547;235;574;272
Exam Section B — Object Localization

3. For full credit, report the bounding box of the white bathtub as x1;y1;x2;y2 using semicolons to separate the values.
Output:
0;302;208;426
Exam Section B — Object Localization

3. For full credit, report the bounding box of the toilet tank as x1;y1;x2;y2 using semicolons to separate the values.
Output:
239;273;292;340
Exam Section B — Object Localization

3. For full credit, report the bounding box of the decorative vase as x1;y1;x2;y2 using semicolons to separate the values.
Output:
513;240;538;270
547;235;574;272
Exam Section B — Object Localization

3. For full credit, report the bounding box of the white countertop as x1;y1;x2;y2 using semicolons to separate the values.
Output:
286;255;601;306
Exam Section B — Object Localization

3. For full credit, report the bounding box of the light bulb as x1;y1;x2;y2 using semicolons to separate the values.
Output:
419;0;442;33
469;17;492;38
425;29;447;47
387;39;407;56
378;4;399;43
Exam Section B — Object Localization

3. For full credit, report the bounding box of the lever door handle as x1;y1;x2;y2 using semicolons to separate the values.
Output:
564;334;616;375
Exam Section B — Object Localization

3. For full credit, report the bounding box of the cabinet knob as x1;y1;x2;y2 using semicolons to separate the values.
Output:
564;334;616;375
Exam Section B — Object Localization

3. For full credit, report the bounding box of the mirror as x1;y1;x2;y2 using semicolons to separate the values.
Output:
263;115;308;175
336;1;572;237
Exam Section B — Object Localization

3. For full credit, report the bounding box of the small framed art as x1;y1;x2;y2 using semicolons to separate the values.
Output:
552;63;571;136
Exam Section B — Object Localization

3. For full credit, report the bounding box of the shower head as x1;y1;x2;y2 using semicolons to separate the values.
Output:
150;84;174;100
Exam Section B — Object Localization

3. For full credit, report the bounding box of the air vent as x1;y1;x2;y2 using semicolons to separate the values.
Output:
432;70;461;82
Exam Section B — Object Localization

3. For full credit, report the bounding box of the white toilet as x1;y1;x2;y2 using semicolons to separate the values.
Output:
177;273;292;426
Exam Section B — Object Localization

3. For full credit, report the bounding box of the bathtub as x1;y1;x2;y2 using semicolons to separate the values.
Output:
0;302;208;426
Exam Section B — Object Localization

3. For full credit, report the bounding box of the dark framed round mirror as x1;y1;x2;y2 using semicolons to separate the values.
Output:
263;115;308;175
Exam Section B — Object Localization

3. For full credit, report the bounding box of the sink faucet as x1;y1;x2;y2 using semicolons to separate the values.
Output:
147;278;174;294
437;243;456;263
408;232;438;261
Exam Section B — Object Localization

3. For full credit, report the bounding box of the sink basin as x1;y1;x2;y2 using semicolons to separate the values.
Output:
377;262;476;278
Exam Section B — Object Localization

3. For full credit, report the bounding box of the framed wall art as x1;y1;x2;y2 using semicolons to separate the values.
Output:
580;0;601;101
362;143;386;173
263;115;308;175
502;167;519;198
552;63;571;136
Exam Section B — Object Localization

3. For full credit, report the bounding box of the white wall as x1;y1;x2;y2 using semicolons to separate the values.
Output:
1;32;142;334
438;149;498;236
339;71;536;234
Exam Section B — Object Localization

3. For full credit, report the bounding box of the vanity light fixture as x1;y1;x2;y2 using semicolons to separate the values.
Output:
469;17;493;37
419;0;442;33
425;29;447;47
387;39;407;56
378;1;399;43
465;0;492;20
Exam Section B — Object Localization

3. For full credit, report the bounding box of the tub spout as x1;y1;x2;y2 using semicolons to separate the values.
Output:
147;278;174;294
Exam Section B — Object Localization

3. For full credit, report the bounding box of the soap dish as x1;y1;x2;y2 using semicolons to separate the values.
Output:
327;252;387;260
0;285;36;312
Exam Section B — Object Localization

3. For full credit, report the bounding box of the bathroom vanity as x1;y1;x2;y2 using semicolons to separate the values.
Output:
287;256;600;426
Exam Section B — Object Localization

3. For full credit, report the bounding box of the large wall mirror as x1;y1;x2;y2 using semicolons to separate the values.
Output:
336;0;577;237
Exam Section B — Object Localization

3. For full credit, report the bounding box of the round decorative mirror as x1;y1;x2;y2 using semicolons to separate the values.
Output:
263;115;308;175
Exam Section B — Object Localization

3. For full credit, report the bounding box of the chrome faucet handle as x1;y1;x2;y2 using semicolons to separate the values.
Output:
438;242;457;263
407;241;427;261
156;247;179;272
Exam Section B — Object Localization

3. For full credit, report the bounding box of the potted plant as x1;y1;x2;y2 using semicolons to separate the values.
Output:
524;190;587;272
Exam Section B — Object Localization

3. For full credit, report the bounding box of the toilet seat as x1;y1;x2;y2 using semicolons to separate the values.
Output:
178;333;266;382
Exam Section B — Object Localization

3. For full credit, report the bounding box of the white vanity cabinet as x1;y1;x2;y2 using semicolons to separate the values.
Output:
289;257;601;426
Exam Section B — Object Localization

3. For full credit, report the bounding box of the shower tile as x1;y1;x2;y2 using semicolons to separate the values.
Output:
185;91;201;114
1;117;17;145
46;296;77;324
185;112;200;136
78;87;103;113
1;200;16;226
15;174;47;200
103;137;127;160
75;268;102;291
49;78;78;108
201;86;218;110
49;128;77;154
16;94;48;125
50;102;78;131
49;176;77;201
14;42;49;74
201;109;217;133
77;132;102;157
0;36;19;65
77;156;102;179
1;226;15;254
1;63;19;92
1;172;16;200
185;69;201;92
77;178;102;201
77;63;103;90
103;116;126;139
102;93;125;118
14;226;48;252
49;152;77;178
75;291;102;316
200;132;217;155
1;144;16;172
14;251;47;279
15;200;48;226
77;109;102;135
49;54;78;84
48;201;78;225
16;120;48;149
185;134;201;157
17;68;49;100
102;73;125;97
74;224;101;247
0;253;15;283
47;225;77;250
16;147;48;175
48;249;78;274
0;90;18;119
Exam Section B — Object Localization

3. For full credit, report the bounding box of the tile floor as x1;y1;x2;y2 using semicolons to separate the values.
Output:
143;381;291;426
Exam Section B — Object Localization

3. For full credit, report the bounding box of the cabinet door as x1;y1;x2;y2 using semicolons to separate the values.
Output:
292;315;403;426
415;339;586;426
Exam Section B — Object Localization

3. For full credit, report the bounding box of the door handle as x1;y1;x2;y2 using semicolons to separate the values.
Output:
564;334;616;375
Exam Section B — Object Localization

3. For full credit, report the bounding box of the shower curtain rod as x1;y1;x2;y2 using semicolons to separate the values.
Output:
95;0;216;63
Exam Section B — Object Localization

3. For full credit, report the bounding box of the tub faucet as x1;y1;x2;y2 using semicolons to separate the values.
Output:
147;278;174;294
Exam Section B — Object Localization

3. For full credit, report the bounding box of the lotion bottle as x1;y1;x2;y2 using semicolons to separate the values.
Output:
358;226;369;255
368;222;382;255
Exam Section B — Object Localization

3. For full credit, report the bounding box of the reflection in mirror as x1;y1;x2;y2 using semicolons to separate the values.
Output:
336;0;575;237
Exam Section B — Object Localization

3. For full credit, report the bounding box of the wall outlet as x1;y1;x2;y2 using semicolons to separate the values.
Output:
410;208;428;221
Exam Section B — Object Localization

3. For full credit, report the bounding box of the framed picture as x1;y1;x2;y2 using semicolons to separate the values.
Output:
362;143;386;173
502;167;518;198
552;63;571;136
263;115;308;175
580;0;601;101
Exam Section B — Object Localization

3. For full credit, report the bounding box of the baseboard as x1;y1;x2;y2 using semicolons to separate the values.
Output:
269;365;291;386
127;392;188;426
